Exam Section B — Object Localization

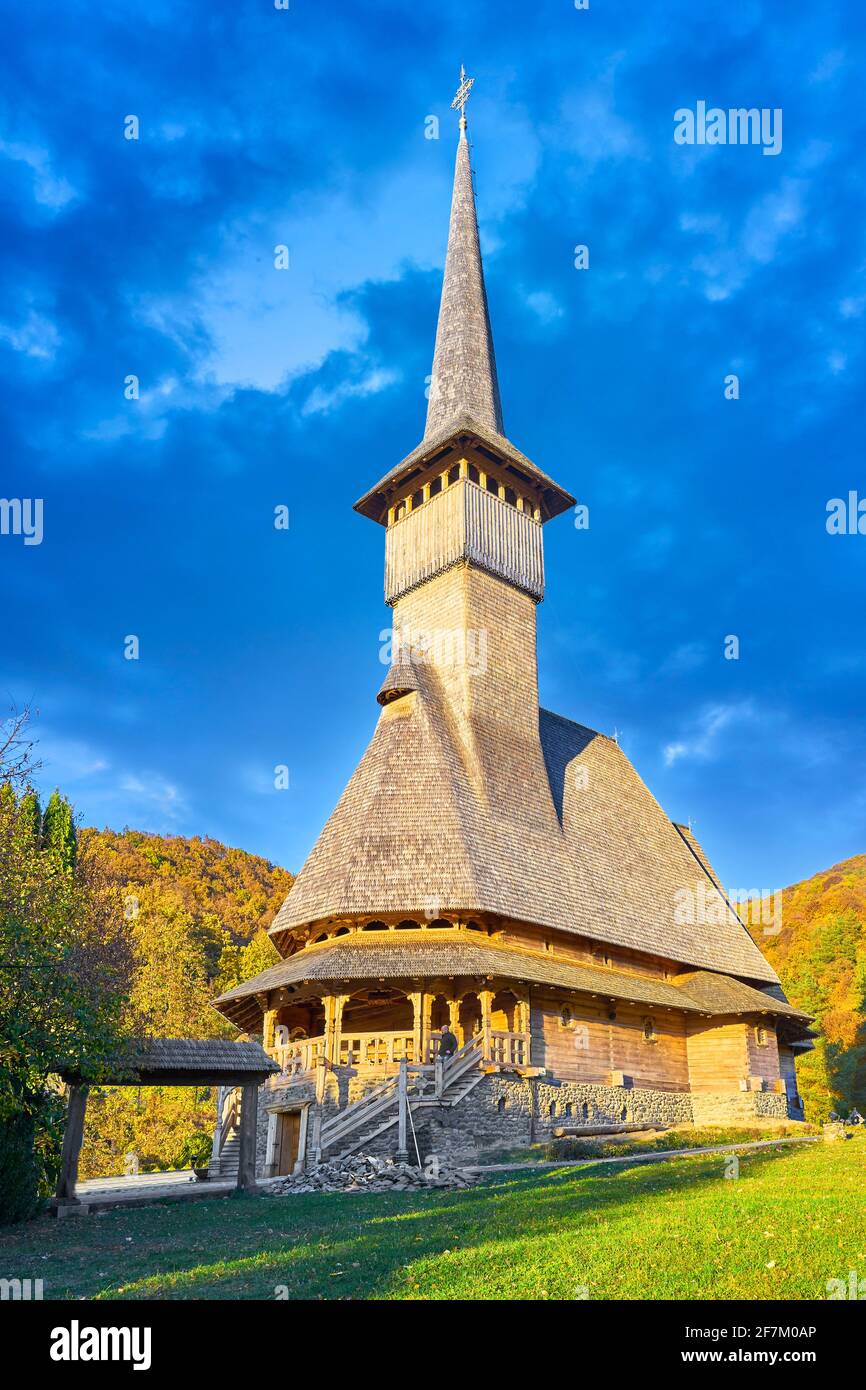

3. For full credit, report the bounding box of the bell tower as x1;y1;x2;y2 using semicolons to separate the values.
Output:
354;69;573;611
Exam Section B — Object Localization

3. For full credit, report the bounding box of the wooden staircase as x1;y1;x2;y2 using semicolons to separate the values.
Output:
209;1087;241;1178
322;1035;485;1161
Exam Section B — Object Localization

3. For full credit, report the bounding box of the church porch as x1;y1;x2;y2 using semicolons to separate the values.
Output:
260;979;533;1083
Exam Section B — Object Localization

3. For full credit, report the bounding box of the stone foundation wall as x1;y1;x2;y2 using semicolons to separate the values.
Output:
691;1090;791;1126
253;1069;797;1174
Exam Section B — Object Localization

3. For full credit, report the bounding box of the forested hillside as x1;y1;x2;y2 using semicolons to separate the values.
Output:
77;829;291;1178
746;855;866;1122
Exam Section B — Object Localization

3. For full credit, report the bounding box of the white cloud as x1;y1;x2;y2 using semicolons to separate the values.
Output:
301;367;400;417
0;139;77;209
0;310;61;361
663;700;757;766
680;180;806;302
118;773;188;824
523;290;564;325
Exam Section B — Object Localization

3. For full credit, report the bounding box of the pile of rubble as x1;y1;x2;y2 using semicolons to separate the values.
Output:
267;1153;479;1195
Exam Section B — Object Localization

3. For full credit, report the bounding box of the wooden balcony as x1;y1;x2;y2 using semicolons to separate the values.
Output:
489;1030;530;1068
267;1028;532;1082
337;1030;418;1067
271;1035;326;1078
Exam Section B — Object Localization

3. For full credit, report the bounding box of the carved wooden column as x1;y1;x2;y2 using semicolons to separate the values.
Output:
261;1000;276;1053
420;993;433;1062
323;994;338;1066
480;988;494;1062
333;993;348;1067
517;991;531;1065
448;998;461;1044
409;991;423;1063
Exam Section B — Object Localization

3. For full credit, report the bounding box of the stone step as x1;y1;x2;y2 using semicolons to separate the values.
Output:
209;1132;240;1177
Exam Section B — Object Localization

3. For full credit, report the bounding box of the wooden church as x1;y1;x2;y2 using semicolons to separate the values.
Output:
212;82;812;1177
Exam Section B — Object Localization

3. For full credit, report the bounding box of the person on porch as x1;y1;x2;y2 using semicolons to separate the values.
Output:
438;1022;458;1058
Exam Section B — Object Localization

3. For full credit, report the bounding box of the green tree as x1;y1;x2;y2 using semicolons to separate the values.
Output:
0;785;134;1220
41;789;77;871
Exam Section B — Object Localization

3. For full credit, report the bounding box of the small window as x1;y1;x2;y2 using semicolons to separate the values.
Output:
429;476;442;498
548;1101;557;1118
334;926;350;937
395;919;420;930
467;463;480;484
363;920;388;932
496;1096;506;1114
411;489;423;510
564;1102;573;1118
756;1025;769;1047
486;473;499;495
448;464;460;485
642;1017;656;1043
560;1006;572;1028
394;501;406;521
504;486;517;507
427;918;452;930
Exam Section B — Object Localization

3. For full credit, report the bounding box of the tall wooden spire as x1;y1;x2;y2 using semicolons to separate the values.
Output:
424;81;504;438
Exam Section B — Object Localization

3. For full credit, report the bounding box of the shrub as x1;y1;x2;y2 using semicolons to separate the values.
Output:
174;1132;213;1170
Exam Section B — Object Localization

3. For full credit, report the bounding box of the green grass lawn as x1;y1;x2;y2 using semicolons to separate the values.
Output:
2;1135;864;1300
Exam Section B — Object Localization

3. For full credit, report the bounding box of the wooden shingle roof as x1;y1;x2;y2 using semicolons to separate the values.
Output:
267;663;778;984
58;1038;279;1086
213;934;807;1030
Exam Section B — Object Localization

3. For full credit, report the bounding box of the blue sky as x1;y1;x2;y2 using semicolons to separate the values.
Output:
2;0;864;894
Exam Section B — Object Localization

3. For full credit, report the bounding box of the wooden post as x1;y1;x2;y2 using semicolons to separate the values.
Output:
396;1058;408;1161
236;1081;259;1192
333;994;348;1068
53;1084;89;1208
211;1084;224;1166
323;995;337;1066
448;998;461;1045
420;993;433;1063
409;991;423;1063
518;992;531;1066
262;1006;276;1053
480;989;494;1062
435;1055;444;1099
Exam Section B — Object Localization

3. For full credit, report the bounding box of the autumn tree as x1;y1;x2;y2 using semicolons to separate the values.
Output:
0;782;134;1221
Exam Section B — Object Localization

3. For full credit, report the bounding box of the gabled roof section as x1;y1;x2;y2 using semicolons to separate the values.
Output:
673;971;811;1021
538;709;778;983
266;679;779;984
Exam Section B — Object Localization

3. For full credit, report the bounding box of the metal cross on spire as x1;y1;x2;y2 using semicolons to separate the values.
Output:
451;63;475;133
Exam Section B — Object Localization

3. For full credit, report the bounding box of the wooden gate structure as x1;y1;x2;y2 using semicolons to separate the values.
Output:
53;1038;278;1215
